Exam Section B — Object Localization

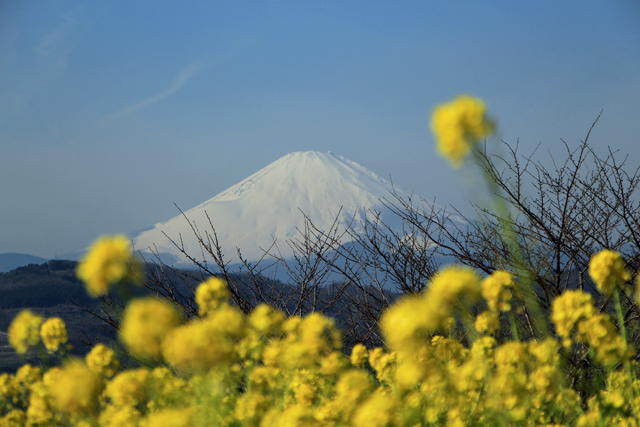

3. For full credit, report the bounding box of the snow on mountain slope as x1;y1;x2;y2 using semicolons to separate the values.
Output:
132;151;413;265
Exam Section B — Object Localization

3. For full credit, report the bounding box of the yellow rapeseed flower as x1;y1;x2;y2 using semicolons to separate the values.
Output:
528;337;561;366
430;95;495;168
249;303;285;335
353;391;398;427
381;265;480;352
350;344;368;367
49;361;104;415
76;234;139;297
335;370;372;406
86;344;120;378
120;297;182;360
0;409;26;427
195;276;231;316
98;405;142;427
141;408;192;427
40;317;67;353
42;366;62;390
8;309;44;354
15;364;41;388
588;249;630;295
26;382;54;426
576;314;631;367
380;295;428;352
423;265;481;326
481;270;516;312
145;366;192;411
320;351;348;375
474;311;500;334
551;290;596;348
105;368;149;408
162;305;245;371
235;392;270;425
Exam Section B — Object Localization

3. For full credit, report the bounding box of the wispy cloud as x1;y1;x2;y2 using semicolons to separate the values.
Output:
0;6;82;124
34;5;82;74
104;59;212;120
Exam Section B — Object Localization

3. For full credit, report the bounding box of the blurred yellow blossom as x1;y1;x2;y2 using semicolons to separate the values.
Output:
76;234;140;297
195;276;231;316
105;368;149;408
42;366;62;390
350;343;368;367
353;391;398;427
120;297;182;360
248;303;285;335
141;408;192;427
380;295;428;352
0;409;26;427
382;265;480;352
335;370;372;406
551;290;596;348
15;364;41;388
430;95;495;168
86;344;120;379
481;270;516;312
576;314;631;367
474;310;499;334
588;249;630;295
40;317;67;353
98;405;142;427
49;361;103;415
8;309;43;354
320;351;348;375
162;305;245;371
26;381;54;426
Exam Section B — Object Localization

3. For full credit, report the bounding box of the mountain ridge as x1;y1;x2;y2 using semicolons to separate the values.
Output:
0;253;49;273
132;151;412;265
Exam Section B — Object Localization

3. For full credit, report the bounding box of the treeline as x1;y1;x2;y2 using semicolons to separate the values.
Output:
0;259;392;372
0;260;93;310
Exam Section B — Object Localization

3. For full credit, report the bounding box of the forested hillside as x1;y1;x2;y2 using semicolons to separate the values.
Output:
0;261;107;372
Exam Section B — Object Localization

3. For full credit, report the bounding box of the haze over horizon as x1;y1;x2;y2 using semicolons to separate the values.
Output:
1;1;639;258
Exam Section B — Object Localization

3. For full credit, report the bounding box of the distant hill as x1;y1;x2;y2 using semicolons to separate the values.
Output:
0;260;94;309
0;258;398;373
0;253;49;273
0;260;108;372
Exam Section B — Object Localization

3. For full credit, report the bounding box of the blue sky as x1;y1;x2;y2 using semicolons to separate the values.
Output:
1;0;639;258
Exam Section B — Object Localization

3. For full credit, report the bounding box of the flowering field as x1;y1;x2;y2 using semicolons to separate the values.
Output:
2;96;639;426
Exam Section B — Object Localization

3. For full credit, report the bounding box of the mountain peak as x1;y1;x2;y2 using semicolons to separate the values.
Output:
132;151;408;264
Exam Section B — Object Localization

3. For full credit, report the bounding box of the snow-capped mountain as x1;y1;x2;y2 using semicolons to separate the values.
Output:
132;151;413;265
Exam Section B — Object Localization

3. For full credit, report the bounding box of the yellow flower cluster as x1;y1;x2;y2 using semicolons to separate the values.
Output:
76;234;141;297
162;304;245;371
481;270;516;312
430;95;495;168
381;265;481;352
195;276;231;316
40;317;68;353
50;362;103;416
5;247;640;426
552;289;631;367
7;310;43;355
588;249;631;295
8;311;69;356
120;297;182;360
86;344;120;379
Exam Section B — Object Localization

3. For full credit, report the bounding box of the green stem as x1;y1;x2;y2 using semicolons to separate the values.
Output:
508;310;520;342
613;289;640;414
614;290;628;345
478;150;548;338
